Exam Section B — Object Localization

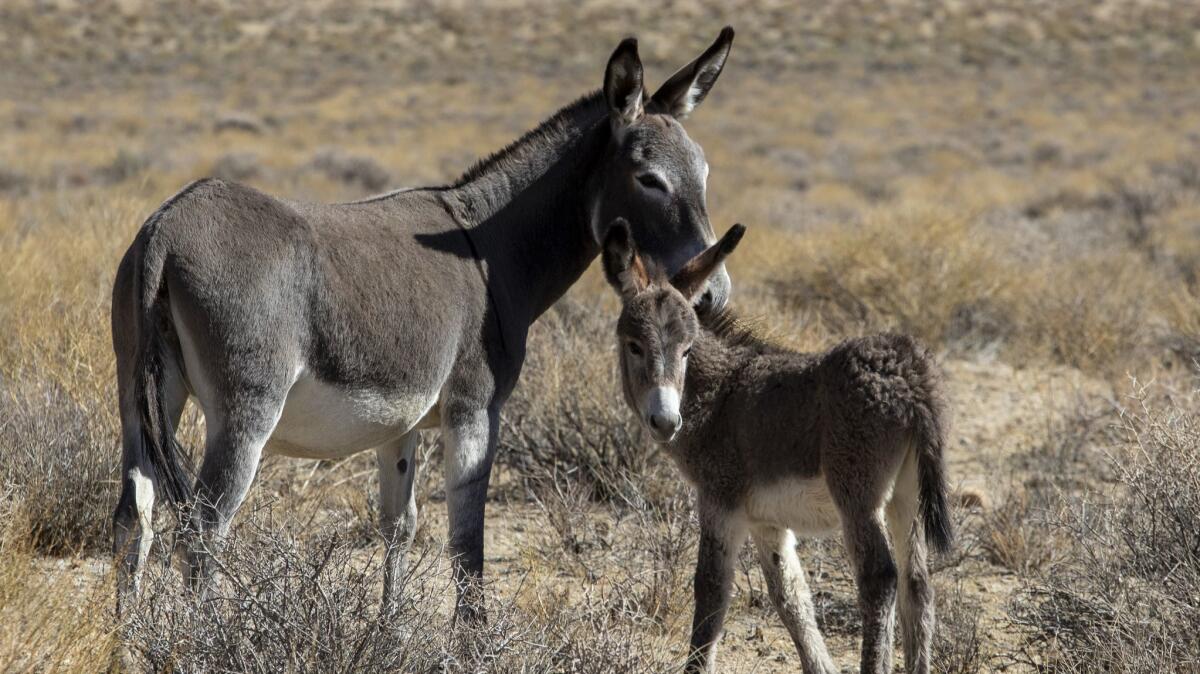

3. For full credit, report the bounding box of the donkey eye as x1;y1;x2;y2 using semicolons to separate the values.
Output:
627;342;644;357
682;347;692;359
636;173;669;192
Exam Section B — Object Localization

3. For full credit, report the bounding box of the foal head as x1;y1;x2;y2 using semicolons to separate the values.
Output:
601;218;745;442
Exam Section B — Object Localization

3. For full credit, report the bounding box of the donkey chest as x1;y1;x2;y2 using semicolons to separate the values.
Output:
744;478;842;536
266;374;441;459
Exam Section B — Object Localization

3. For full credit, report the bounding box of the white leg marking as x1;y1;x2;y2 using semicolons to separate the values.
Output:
129;467;156;587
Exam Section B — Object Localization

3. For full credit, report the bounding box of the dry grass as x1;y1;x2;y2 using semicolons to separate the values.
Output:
0;498;116;671
3;1;1200;671
1007;383;1200;672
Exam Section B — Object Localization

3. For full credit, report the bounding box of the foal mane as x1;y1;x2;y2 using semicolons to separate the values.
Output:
697;304;784;353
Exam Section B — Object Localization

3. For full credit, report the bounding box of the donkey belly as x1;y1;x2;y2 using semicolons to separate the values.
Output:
746;478;843;536
265;374;440;459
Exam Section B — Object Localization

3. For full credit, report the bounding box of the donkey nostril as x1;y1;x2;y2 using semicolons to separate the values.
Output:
650;413;681;434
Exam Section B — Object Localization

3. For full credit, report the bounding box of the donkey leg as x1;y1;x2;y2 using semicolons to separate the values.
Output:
442;402;500;625
842;511;898;674
886;453;934;674
112;364;187;616
751;526;837;674
184;398;284;593
686;501;747;674
376;431;421;615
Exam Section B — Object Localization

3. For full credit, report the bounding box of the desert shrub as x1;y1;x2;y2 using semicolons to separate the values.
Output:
0;377;116;554
500;295;657;505
210;152;262;182
980;489;1059;575
95;149;151;185
1008;384;1200;672
769;209;1018;354
125;504;684;674
310;149;391;193
934;582;990;674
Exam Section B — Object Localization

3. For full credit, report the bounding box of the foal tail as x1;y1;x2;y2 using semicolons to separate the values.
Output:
912;393;953;554
130;197;196;510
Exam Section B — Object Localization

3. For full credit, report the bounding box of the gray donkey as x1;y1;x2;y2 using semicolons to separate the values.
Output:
110;29;738;620
600;220;953;673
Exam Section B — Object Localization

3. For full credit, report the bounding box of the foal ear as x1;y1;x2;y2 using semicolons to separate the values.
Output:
602;218;650;298
649;26;734;120
671;224;746;301
604;37;645;129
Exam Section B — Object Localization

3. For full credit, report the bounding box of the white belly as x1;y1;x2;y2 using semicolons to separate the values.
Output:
265;374;440;459
745;478;843;536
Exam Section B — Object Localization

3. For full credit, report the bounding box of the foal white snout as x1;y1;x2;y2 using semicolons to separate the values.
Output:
644;386;682;441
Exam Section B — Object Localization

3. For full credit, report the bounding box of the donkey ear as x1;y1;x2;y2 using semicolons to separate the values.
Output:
671;224;746;301
602;218;650;298
604;37;645;128
649;26;734;120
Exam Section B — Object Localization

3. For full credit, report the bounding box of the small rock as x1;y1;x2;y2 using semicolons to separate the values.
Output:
214;112;266;135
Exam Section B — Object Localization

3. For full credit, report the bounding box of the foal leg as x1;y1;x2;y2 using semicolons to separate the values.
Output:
441;401;500;625
751;526;837;674
887;453;934;674
686;501;747;673
376;431;421;615
184;396;285;593
842;510;898;674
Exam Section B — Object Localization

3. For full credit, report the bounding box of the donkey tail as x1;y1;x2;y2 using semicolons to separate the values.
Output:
130;192;198;509
913;393;953;554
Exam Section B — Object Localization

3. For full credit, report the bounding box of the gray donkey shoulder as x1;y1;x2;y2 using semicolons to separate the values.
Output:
601;218;952;674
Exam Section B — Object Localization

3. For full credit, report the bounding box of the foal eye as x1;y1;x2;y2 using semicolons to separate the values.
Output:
627;342;644;357
636;174;669;192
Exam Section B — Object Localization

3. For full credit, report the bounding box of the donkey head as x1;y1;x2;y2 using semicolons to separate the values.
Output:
601;217;745;442
591;27;735;314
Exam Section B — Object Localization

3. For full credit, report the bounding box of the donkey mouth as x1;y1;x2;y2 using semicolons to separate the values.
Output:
647;427;678;443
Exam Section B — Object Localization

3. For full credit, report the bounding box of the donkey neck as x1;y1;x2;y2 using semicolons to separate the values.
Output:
443;92;610;326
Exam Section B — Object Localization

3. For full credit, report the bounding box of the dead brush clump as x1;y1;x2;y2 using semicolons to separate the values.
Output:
0;376;116;554
125;504;682;674
1016;252;1159;376
933;581;990;674
980;488;1059;575
501;295;654;505
309;148;391;194
1007;383;1200;672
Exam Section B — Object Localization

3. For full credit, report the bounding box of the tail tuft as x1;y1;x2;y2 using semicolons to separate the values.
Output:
134;332;193;508
918;442;953;554
913;361;954;554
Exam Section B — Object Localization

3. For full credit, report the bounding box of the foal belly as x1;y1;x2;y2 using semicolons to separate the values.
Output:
266;375;439;459
745;478;842;536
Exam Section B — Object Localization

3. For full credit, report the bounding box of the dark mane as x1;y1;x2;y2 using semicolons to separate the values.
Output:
698;305;785;353
452;90;608;187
